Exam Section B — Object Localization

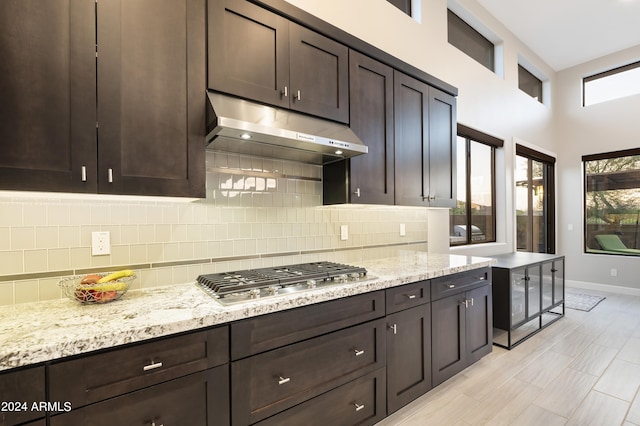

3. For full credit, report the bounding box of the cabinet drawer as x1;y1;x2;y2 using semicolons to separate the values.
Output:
0;366;45;426
231;291;385;359
50;326;228;409
255;368;386;426
231;318;385;425
386;280;430;314
431;268;490;301
50;366;229;426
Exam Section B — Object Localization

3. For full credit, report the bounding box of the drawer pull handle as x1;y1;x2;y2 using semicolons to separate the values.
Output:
470;298;474;306
143;361;163;371
478;276;486;280
389;324;397;334
448;284;455;289
353;349;365;356
354;403;365;412
108;168;113;183
278;376;291;385
460;300;469;308
151;422;164;426
282;86;288;97
406;294;417;299
81;166;87;182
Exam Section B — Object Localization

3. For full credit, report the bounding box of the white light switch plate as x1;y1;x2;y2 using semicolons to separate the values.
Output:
92;231;111;256
340;225;348;241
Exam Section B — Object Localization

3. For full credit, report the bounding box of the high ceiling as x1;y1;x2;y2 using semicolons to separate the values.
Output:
477;0;640;71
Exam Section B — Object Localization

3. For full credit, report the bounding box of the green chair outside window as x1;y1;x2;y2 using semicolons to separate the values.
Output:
594;234;640;254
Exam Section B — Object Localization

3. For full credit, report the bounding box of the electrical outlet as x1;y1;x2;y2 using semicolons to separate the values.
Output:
92;231;111;256
340;225;348;241
611;268;618;277
400;223;406;237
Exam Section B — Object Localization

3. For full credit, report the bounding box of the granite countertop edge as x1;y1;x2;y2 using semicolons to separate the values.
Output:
0;252;494;371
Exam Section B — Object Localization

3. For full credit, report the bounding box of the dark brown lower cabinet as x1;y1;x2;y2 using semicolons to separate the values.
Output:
50;366;229;426
254;368;386;426
231;319;386;425
386;304;432;414
432;283;492;386
0;366;46;426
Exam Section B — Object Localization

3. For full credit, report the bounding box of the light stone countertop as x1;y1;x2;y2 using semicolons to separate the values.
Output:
0;252;493;372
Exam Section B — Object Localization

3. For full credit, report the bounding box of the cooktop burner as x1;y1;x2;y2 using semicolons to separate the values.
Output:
196;261;370;305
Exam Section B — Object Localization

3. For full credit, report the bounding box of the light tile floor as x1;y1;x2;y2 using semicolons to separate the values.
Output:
376;289;640;425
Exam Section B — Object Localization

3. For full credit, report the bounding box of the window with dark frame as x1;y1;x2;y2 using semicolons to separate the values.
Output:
583;60;640;106
583;148;640;256
387;0;411;16
518;64;543;103
447;9;494;72
450;125;500;246
515;145;556;254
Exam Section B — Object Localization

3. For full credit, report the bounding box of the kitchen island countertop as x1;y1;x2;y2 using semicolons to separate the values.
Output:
0;251;493;371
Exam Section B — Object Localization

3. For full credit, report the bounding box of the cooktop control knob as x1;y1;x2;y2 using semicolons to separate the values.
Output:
248;289;261;298
306;279;317;289
335;274;348;283
267;286;279;295
349;273;361;281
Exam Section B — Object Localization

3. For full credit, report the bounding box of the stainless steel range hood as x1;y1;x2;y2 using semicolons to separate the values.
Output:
206;92;368;165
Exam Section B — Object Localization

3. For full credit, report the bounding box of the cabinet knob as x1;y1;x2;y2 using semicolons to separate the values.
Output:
460;300;469;308
282;86;288;97
354;403;365;412
353;349;365;356
278;376;291;385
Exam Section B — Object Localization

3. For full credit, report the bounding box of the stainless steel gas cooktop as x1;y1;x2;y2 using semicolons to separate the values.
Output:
196;261;370;305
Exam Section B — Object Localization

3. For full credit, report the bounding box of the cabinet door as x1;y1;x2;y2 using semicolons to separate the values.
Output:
208;0;289;108
0;366;45;426
387;304;431;414
348;50;395;205
0;0;96;193
553;259;565;305
427;88;456;207
97;0;205;197
50;366;229;426
289;24;349;123
394;71;430;206
541;261;554;311
511;267;527;326
431;294;465;386
527;264;541;319
466;285;492;364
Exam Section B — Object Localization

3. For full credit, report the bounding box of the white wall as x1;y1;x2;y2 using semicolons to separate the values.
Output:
555;45;640;293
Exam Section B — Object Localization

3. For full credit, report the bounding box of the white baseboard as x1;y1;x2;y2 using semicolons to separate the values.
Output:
566;279;640;297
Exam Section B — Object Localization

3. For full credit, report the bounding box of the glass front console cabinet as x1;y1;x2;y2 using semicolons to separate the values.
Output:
491;252;565;349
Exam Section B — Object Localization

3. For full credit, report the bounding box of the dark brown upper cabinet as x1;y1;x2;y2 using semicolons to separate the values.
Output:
394;71;456;207
323;51;395;205
208;0;349;123
96;0;205;197
0;0;205;197
0;0;97;193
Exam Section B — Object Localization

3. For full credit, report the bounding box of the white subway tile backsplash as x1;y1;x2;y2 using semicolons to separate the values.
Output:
11;227;35;250
24;250;47;273
0;154;435;305
15;279;38;304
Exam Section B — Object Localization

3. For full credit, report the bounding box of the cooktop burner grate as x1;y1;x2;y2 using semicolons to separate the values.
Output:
196;261;369;304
